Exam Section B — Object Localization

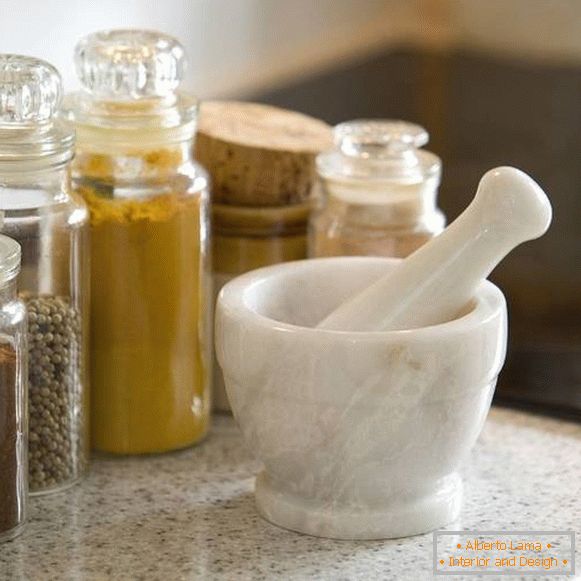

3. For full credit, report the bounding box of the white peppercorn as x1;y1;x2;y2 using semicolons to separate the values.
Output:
25;295;83;493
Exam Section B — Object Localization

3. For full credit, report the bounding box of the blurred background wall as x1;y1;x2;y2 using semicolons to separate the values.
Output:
2;0;581;97
0;0;399;96
1;0;579;417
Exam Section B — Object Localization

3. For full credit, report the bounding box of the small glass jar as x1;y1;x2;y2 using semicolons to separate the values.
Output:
310;120;445;258
212;203;308;410
212;203;309;289
195;101;332;412
0;55;89;494
63;30;210;454
0;231;27;542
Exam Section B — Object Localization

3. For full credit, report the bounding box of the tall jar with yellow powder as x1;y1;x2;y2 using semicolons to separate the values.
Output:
63;30;211;454
196;102;332;412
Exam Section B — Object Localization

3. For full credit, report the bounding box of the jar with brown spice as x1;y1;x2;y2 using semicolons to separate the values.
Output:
310;120;445;259
0;55;89;495
196;101;332;412
0;231;27;543
63;30;211;454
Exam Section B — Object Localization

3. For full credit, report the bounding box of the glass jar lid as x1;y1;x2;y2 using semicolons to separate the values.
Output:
63;29;197;138
0;55;74;166
317;119;441;184
76;29;186;101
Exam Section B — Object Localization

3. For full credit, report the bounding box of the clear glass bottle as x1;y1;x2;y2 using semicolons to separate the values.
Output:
0;55;89;494
310;120;445;258
63;30;211;454
212;203;308;411
212;203;310;297
0;229;27;542
195;100;332;412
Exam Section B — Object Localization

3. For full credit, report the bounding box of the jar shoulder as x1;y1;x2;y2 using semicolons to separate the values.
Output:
311;205;446;234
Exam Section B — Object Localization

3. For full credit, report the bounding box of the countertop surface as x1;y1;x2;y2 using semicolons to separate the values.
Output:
1;408;579;581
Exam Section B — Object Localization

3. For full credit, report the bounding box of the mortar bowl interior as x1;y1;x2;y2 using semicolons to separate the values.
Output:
216;257;508;540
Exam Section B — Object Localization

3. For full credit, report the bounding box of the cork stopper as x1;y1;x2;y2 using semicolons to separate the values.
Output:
195;101;332;206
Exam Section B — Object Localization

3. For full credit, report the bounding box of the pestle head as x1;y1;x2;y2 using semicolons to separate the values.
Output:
317;165;553;332
473;166;552;245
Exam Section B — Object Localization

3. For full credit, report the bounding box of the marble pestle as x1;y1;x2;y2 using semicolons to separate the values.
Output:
317;166;552;332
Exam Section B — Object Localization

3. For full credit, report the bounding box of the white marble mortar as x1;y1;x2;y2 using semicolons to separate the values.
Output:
216;257;508;540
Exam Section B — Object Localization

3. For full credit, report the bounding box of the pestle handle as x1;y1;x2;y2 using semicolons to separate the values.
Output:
317;167;552;332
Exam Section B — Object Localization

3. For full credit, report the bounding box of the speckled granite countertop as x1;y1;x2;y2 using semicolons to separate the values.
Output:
1;408;579;581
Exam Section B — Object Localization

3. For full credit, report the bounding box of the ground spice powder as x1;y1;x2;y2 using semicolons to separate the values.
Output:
0;342;22;537
79;185;209;454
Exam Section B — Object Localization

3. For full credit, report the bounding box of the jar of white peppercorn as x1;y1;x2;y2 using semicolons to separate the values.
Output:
0;55;89;494
0;229;27;542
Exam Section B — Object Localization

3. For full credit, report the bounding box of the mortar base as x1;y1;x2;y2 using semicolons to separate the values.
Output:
255;471;462;540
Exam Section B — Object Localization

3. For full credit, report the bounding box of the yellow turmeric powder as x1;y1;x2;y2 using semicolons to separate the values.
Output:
76;151;210;455
64;29;210;453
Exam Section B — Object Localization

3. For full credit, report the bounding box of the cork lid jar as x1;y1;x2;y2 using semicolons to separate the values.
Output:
196;101;332;207
199;101;332;414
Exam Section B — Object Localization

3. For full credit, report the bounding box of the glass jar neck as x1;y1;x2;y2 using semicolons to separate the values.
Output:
73;138;193;183
0;122;74;170
321;176;441;228
0;163;71;206
62;91;198;152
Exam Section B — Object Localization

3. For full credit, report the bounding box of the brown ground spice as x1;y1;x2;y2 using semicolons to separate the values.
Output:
0;342;21;536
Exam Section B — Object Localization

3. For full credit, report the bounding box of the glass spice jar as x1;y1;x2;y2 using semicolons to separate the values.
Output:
310;120;445;259
212;203;310;292
211;205;310;411
63;30;211;454
0;230;27;543
0;55;89;495
195;101;332;412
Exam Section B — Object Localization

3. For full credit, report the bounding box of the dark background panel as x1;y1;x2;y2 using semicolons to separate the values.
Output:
253;48;581;420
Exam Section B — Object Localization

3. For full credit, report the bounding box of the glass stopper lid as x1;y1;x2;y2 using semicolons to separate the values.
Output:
0;54;73;163
317;119;439;182
335;120;428;158
0;55;62;126
75;29;186;101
